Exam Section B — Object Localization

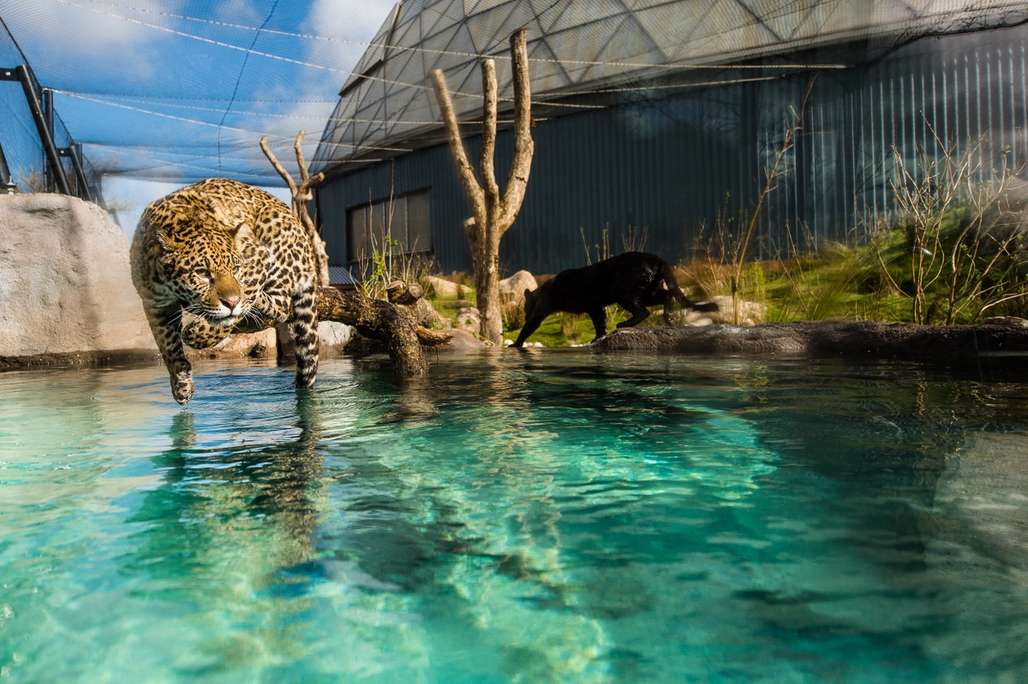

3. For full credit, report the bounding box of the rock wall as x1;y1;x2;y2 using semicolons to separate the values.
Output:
0;194;156;360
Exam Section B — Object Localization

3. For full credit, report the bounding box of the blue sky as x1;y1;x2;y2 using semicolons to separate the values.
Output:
0;0;395;232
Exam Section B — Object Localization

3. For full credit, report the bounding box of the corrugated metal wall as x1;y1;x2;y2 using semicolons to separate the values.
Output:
316;25;1028;276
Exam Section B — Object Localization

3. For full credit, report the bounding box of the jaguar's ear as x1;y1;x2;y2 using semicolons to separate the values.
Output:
231;222;252;250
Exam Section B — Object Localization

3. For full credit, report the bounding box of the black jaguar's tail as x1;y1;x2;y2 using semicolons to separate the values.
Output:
658;260;719;312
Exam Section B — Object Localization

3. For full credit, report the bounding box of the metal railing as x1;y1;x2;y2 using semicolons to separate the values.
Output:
0;15;102;203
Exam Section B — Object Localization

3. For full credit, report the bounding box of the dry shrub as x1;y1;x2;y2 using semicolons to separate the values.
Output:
874;137;1027;324
559;313;579;340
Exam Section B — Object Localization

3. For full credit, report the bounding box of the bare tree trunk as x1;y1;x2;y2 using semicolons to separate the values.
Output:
473;234;503;343
431;29;534;345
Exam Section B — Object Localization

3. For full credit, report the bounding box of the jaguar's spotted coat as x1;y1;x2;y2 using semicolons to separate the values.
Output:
130;178;319;404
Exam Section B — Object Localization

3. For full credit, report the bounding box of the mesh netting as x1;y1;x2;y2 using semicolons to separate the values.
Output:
1;18;46;190
0;0;381;188
1;0;1027;193
315;0;1028;169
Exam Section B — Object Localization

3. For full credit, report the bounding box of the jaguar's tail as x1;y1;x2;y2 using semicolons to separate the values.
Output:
658;260;719;312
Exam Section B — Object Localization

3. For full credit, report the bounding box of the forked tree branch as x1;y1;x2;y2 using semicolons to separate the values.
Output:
260;135;298;196
430;29;535;344
480;58;501;216
430;68;487;234
498;28;533;231
259;131;329;287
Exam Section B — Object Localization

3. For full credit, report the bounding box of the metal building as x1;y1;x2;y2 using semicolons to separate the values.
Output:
312;0;1028;278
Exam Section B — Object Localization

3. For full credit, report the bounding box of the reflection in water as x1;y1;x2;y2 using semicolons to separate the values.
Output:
1;356;1028;681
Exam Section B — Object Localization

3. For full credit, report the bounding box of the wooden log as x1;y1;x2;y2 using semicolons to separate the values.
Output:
385;279;424;305
258;131;447;376
229;287;449;377
315;287;450;377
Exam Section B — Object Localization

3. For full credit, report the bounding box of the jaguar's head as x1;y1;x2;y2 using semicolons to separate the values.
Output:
157;222;251;325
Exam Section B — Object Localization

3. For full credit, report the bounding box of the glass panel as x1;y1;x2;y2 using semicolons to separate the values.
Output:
348;205;369;260
406;190;432;253
369;198;389;252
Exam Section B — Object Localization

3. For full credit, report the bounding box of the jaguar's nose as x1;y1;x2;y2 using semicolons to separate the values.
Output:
220;296;240;310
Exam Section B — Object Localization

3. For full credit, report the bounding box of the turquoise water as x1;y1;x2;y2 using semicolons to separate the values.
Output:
2;353;1028;682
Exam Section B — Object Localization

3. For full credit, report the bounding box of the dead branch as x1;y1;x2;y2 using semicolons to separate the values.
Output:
430;29;534;344
259;132;330;286
257;132;450;375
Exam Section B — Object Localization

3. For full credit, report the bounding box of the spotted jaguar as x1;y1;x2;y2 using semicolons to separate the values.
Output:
130;178;318;403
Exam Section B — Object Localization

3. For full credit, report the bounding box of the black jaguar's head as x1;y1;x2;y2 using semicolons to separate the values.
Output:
523;284;550;322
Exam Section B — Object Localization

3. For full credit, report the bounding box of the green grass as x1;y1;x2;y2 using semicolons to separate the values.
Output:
505;308;656;347
755;248;911;323
431;296;472;318
424;233;1024;348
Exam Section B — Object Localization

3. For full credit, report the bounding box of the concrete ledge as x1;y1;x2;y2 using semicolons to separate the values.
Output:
593;320;1028;361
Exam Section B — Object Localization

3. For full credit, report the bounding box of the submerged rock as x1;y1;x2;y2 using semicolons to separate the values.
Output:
933;431;1028;567
0;193;156;366
594;321;1028;361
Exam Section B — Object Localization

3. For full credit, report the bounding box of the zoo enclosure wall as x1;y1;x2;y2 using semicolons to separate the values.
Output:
0;15;102;203
314;24;1028;277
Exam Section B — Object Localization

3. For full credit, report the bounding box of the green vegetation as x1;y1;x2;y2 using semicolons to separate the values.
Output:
425;213;1024;347
369;140;1026;347
683;244;912;323
504;309;635;347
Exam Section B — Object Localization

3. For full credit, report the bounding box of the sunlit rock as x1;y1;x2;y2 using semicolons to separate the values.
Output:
0;194;155;361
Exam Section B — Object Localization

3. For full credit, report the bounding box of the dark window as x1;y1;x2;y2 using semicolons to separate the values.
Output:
347;189;431;261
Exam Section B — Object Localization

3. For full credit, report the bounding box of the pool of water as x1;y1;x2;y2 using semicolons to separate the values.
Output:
2;352;1028;682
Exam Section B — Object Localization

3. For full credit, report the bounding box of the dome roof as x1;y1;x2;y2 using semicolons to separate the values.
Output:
313;0;1028;169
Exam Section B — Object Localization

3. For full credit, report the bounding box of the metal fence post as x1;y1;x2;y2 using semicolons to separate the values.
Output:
0;142;16;192
14;67;70;195
59;143;92;202
42;87;54;191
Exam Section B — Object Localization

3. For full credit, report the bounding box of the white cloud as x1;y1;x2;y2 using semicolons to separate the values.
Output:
304;0;395;75
1;0;187;77
280;1;396;163
215;0;266;25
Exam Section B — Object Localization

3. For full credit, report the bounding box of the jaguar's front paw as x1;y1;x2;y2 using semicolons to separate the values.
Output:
171;372;195;405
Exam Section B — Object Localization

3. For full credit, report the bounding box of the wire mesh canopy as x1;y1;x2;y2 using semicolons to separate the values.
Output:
2;0;1027;188
0;0;394;187
314;0;1028;171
